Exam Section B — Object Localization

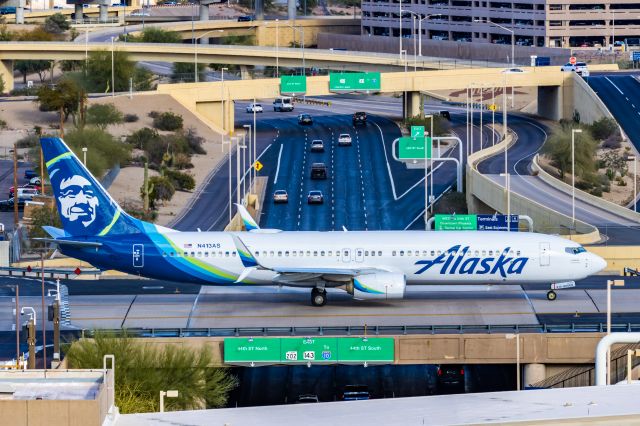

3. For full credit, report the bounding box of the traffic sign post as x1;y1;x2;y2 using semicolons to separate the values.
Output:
280;75;307;95
398;136;432;159
488;104;497;112
329;72;381;92
253;160;263;172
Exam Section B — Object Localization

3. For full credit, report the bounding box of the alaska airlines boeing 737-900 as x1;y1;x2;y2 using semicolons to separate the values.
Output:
38;138;606;306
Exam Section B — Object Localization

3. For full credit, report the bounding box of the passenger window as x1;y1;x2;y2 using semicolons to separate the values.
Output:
400;251;404;256
378;251;382;256
204;252;208;257
328;251;333;256
197;251;202;257
392;251;397;256
285;251;290;256
183;252;188;257
489;251;493;256
437;251;441;255
407;250;412;256
270;251;274;257
430;251;435;256
226;251;230;257
278;251;282;256
162;252;167;257
232;251;237;257
306;251;311;256
365;251;369;256
482;250;486;256
314;251;318;256
292;251;297;257
321;251;326;256
170;252;174;257
516;250;521;256
474;251;479;256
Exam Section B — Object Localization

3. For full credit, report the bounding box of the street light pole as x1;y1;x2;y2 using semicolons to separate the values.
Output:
195;29;224;83
475;19;515;66
629;155;637;212
501;172;511;231
571;128;583;229
111;36;115;97
159;390;179;413
417;14;441;57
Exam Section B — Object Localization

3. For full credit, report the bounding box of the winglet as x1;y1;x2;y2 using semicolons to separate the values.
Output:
235;203;260;231
230;234;261;268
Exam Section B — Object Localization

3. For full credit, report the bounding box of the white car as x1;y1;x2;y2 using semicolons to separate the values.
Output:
273;190;288;203
338;133;352;146
246;103;263;113
561;62;589;76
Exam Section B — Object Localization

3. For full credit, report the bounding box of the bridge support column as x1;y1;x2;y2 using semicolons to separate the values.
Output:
255;0;263;20
0;60;13;93
523;363;546;388
74;3;83;22
404;91;421;119
15;7;24;24
287;0;296;20
199;3;209;21
537;86;562;121
99;1;109;23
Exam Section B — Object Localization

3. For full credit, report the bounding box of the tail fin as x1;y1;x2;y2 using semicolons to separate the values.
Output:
41;137;140;237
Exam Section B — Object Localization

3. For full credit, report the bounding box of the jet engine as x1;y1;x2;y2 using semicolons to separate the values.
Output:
344;272;406;300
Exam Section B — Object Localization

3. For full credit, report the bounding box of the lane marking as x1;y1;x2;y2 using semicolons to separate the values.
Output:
605;76;624;95
273;143;284;185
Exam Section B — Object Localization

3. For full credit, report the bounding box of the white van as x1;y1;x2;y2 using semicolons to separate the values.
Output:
273;97;294;112
17;188;39;200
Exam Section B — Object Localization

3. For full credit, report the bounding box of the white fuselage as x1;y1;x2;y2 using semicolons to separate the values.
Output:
158;230;604;286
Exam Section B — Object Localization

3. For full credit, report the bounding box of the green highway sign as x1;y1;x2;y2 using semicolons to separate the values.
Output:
281;337;337;363
224;337;395;364
399;136;432;160
280;75;307;95
224;338;281;363
337;338;395;362
329;72;381;91
411;126;425;138
434;214;478;231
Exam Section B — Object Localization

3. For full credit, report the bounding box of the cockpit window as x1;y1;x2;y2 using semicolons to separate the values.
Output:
565;247;587;255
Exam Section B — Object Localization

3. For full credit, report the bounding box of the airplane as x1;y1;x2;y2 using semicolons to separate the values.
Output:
38;137;607;307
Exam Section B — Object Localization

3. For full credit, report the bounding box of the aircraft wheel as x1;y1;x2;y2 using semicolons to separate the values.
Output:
311;288;327;307
546;290;557;301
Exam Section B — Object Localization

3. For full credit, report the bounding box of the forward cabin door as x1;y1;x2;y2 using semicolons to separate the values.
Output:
539;242;550;267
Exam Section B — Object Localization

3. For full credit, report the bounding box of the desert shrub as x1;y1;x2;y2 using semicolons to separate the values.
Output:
165;169;195;191
153;112;183;131
124;113;139;123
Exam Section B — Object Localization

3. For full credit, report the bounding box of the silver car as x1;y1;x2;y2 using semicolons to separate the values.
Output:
338;133;352;146
273;190;288;203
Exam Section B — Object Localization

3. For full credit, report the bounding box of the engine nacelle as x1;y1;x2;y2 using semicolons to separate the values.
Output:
345;272;406;300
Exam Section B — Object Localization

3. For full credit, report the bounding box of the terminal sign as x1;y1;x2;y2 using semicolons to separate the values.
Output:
329;72;381;91
399;136;432;159
477;214;519;231
280;75;307;95
434;214;477;230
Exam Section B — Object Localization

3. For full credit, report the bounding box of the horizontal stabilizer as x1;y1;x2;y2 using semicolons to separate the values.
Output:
42;226;67;239
32;238;102;248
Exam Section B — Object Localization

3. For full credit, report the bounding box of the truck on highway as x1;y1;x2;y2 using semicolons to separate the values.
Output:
273;97;294;112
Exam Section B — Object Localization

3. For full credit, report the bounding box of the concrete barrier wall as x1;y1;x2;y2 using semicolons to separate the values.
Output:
318;33;572;66
569;71;616;125
532;154;640;225
586;245;640;273
466;131;601;244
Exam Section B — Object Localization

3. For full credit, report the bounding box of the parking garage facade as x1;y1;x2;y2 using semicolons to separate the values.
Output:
361;0;640;48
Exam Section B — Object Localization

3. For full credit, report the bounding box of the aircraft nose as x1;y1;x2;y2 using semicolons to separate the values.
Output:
591;254;607;274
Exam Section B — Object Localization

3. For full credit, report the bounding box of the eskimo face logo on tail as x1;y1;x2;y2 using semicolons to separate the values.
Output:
415;245;528;278
58;175;99;227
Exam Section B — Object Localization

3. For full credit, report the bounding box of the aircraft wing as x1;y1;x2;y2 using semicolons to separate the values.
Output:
231;234;383;283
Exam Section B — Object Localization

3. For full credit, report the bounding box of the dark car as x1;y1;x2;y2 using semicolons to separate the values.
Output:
307;190;324;204
298;114;313;125
0;198;25;211
341;384;369;401
310;163;327;179
0;6;16;14
237;15;254;21
24;170;38;180
436;364;465;393
352;111;367;126
310;140;324;152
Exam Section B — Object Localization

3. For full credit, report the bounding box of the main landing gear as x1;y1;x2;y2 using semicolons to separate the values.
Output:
311;287;327;307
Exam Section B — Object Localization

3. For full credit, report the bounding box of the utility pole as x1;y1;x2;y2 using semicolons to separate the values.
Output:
27;318;35;369
52;300;60;364
40;252;47;370
13;143;18;228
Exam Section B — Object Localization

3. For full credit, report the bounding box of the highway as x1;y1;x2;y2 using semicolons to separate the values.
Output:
478;114;640;244
2;275;640;333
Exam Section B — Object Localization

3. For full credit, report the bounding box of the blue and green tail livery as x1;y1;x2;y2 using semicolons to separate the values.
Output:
41;137;140;237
